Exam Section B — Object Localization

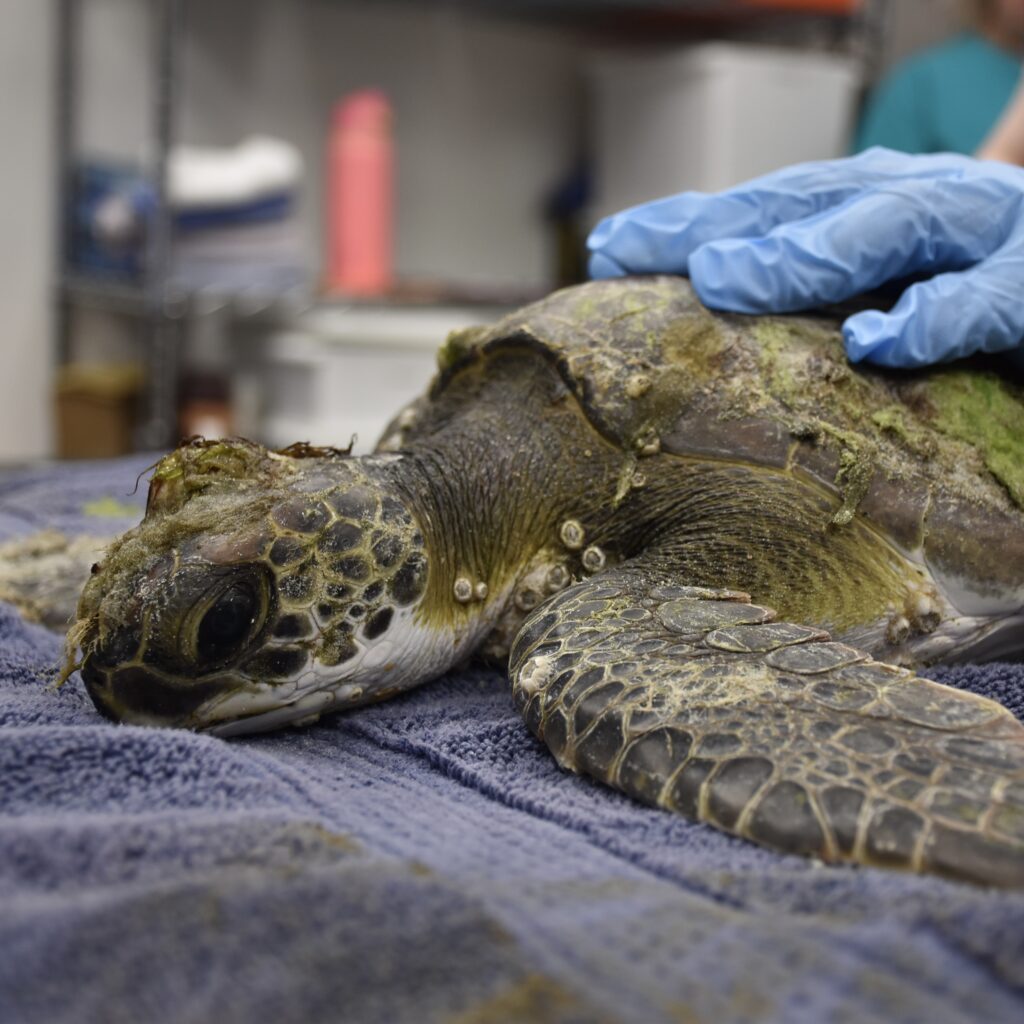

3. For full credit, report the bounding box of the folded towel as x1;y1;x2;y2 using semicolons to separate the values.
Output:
75;136;308;285
1;458;1022;1024
169;136;303;211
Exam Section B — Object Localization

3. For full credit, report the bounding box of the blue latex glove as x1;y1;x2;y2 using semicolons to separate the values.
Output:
587;148;1024;368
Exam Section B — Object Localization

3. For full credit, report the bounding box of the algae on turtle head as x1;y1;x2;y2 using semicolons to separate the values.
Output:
67;276;1024;888
0;531;111;633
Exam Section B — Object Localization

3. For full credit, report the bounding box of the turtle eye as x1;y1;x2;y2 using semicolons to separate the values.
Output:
196;582;260;665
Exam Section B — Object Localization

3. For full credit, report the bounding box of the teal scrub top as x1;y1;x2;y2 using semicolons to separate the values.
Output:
854;32;1022;155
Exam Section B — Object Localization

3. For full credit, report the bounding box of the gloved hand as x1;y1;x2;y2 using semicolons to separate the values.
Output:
587;147;1024;368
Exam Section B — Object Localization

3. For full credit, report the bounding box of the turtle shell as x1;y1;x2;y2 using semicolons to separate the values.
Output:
398;276;1024;614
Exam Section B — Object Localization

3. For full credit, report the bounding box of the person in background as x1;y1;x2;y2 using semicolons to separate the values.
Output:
856;0;1023;155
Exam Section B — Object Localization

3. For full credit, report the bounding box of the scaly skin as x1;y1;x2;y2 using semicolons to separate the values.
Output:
509;570;1024;888
68;278;1024;885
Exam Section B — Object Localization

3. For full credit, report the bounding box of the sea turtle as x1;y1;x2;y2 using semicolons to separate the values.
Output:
67;276;1024;887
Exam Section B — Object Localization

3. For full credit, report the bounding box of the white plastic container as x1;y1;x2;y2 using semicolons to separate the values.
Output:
590;43;860;219
233;305;505;452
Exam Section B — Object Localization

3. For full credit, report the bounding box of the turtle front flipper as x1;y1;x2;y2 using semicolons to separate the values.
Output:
509;567;1024;887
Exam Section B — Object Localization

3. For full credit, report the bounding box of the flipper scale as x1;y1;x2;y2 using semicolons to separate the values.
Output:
510;567;1024;887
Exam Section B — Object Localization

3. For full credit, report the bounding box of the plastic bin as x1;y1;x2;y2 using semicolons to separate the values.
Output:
590;43;859;219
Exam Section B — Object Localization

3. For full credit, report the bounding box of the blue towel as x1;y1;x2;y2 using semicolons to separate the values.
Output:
1;457;1023;1024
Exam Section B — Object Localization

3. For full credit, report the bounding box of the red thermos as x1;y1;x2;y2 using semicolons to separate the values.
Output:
327;90;393;296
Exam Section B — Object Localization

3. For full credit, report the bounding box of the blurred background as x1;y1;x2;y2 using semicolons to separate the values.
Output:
0;0;1009;462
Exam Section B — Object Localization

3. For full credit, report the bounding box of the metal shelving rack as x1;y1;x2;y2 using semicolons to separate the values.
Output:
55;0;186;450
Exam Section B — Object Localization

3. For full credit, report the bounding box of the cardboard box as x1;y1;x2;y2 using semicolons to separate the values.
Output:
55;364;143;459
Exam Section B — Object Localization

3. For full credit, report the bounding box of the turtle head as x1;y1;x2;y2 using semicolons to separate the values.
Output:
71;438;438;734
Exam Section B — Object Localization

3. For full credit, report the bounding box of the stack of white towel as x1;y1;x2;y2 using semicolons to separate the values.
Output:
92;135;310;297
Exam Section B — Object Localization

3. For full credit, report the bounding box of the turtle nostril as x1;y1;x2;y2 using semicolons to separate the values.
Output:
90;627;141;670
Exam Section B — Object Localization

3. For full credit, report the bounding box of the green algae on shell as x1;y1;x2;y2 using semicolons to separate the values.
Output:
926;369;1024;508
431;277;1024;528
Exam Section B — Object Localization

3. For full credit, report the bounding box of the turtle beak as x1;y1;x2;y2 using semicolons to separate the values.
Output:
81;656;229;727
78;595;231;728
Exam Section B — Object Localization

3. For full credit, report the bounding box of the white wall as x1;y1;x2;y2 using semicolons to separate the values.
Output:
0;0;54;461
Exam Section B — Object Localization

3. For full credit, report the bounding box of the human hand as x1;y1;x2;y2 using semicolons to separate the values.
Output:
587;148;1024;368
